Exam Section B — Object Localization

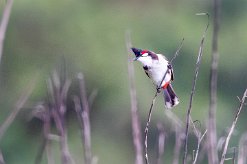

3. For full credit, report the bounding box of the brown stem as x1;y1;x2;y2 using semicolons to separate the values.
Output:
126;31;144;164
207;0;221;164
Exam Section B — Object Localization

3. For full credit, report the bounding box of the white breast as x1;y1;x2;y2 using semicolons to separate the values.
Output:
137;54;171;87
149;54;171;87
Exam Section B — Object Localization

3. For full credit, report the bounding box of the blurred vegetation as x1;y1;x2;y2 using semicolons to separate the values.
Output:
0;0;246;163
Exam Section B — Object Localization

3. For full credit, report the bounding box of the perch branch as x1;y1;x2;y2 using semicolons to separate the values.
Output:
144;38;184;164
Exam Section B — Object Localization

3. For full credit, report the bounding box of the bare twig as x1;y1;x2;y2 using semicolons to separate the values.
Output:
0;78;36;140
192;130;207;164
143;38;184;164
125;31;144;164
237;132;247;164
219;89;247;164
145;94;157;164
182;13;209;164
0;0;14;63
156;123;166;164
207;0;221;164
170;38;184;63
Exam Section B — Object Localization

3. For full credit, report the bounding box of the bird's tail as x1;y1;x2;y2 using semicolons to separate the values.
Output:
163;84;179;109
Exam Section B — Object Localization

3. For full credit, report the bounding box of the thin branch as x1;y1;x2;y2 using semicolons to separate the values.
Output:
144;91;159;164
182;13;209;164
170;38;184;63
192;130;207;164
219;89;247;164
0;78;36;140
207;0;221;163
126;31;144;164
0;0;14;63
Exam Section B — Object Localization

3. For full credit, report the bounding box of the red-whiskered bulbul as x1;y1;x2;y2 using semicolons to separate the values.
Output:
131;47;179;109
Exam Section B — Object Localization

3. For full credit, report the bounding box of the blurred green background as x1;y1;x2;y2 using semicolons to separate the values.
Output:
0;0;247;163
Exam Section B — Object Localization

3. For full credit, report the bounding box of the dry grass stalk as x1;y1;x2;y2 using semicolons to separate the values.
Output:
182;13;209;164
0;0;14;63
207;0;221;163
219;89;247;164
125;31;144;164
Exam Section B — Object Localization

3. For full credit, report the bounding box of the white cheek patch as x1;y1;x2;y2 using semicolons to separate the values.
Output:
142;53;148;57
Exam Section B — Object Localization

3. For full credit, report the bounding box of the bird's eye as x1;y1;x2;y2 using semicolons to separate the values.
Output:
142;53;148;57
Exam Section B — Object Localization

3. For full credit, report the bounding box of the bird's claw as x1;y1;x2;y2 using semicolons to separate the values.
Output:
156;87;161;93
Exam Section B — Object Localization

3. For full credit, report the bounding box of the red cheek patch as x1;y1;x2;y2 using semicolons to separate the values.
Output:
141;50;148;55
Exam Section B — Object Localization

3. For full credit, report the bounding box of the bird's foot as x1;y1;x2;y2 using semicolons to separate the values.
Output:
156;87;161;93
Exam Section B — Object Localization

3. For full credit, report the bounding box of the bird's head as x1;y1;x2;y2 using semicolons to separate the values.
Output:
131;47;149;61
131;47;158;66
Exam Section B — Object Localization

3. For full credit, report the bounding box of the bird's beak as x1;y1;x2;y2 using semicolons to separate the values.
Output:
133;57;139;61
131;47;142;61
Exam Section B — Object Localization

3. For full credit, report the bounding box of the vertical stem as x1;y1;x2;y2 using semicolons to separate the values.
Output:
182;13;209;164
126;31;144;164
207;0;220;164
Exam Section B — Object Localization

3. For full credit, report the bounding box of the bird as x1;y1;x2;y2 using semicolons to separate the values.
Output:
131;47;179;109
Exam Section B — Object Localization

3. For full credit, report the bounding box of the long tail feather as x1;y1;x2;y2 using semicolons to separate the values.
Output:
163;84;179;109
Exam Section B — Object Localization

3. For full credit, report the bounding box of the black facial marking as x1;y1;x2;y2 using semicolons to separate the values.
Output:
131;47;142;58
143;65;148;70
